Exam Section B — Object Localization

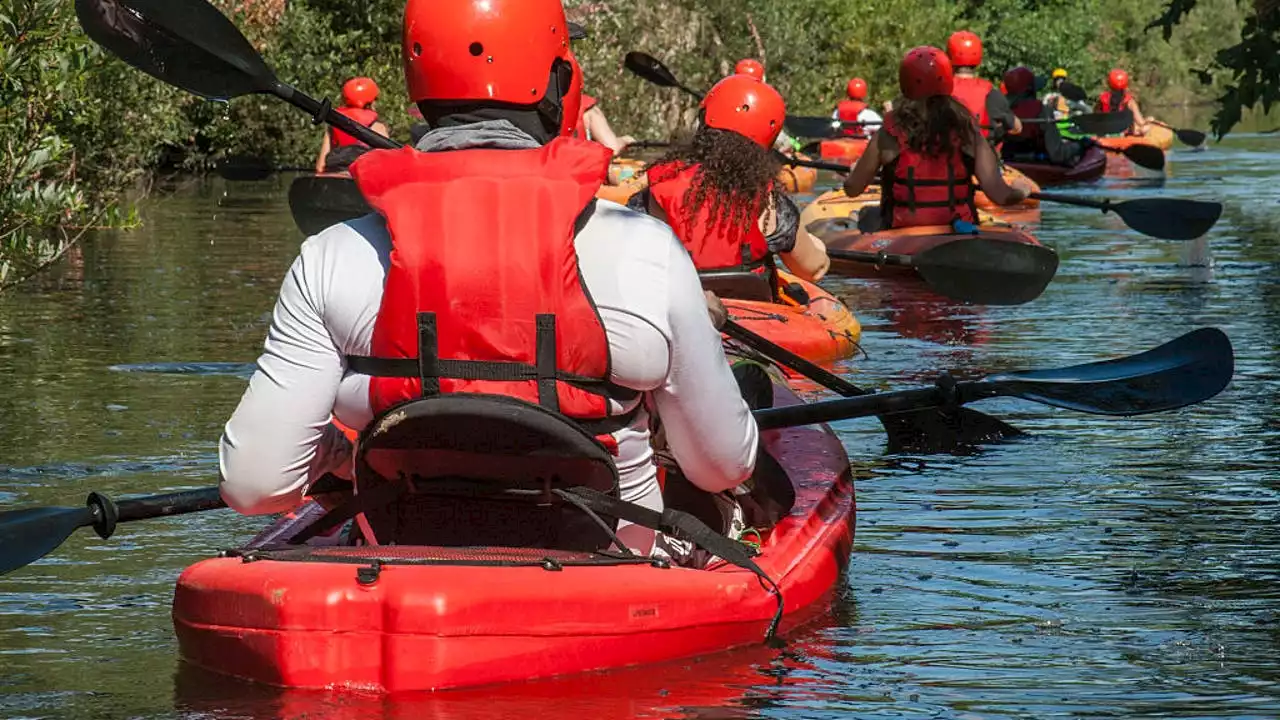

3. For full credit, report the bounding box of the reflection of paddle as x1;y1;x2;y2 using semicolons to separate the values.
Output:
722;319;1022;451
3;327;1234;575
1031;192;1223;240
1058;81;1206;146
809;217;1059;306
216;155;311;181
756;327;1232;430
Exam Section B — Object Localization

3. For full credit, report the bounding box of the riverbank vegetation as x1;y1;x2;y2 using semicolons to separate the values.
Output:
0;0;1273;286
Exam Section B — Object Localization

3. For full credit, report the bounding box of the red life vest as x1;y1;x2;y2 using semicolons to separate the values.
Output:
331;107;378;148
573;94;599;142
1098;90;1132;114
646;162;771;274
882;113;976;228
952;76;993;138
346;139;619;421
836;100;869;137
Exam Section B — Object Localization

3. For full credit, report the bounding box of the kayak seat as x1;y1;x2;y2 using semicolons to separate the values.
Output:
350;394;624;552
699;270;775;303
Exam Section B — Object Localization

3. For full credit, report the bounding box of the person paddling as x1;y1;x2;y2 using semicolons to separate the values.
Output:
220;0;759;559
624;74;831;286
1001;66;1084;167
314;77;391;174
831;77;883;137
841;46;1030;232
1096;68;1149;135
946;31;1021;142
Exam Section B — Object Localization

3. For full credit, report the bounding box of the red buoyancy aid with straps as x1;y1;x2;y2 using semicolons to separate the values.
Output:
646;162;771;274
347;139;621;422
1098;90;1132;114
836;100;870;137
882;113;976;227
332;107;378;148
951;76;993;138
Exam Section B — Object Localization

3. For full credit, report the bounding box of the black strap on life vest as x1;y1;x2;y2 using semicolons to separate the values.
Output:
882;154;978;226
286;481;785;642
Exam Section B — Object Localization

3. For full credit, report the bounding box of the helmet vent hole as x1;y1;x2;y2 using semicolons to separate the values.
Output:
412;42;422;57
469;42;484;57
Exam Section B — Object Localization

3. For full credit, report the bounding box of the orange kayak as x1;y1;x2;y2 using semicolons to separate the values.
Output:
776;162;818;193
799;188;1007;232
976;165;1041;210
723;271;861;365
1096;123;1174;151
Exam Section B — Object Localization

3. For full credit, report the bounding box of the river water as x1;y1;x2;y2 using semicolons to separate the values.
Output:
1;131;1278;719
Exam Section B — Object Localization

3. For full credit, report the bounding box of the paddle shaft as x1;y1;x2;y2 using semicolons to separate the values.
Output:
755;383;990;431
269;81;401;152
721;320;864;397
1030;191;1109;211
116;487;226;522
827;248;920;269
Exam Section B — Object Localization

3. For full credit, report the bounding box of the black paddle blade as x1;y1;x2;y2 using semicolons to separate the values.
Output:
986;328;1233;415
1174;127;1208;147
784;116;841;139
76;0;273;101
1120;143;1166;171
912;237;1060;306
1112;198;1223;240
288;176;373;235
624;51;681;89
1059;80;1089;103
0;505;94;575
1069;112;1134;136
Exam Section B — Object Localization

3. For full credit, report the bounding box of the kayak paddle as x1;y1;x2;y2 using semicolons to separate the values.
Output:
755;327;1234;431
74;0;403;153
288;175;372;235
1094;142;1166;171
782;115;880;140
720;319;1024;451
1031;192;1223;240
1057;81;1206;147
0;476;349;576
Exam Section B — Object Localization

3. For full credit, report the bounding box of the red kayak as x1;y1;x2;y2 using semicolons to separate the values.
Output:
817;137;868;164
1006;144;1107;186
172;383;855;692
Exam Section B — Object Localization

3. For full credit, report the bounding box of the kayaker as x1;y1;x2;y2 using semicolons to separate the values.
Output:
314;77;391;174
1001;65;1083;167
841;46;1030;231
946;31;1021;142
830;77;883;138
1096;68;1149;135
220;0;759;558
624;74;832;285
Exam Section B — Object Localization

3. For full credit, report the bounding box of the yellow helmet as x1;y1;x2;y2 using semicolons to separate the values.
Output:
1052;68;1068;79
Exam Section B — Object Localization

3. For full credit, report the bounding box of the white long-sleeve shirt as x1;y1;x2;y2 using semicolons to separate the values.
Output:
218;196;759;549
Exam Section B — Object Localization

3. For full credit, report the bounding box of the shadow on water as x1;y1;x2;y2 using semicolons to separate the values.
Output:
1;133;1280;718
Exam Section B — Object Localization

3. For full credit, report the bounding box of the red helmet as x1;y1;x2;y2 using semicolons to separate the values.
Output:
701;75;786;148
402;0;580;135
899;46;954;100
846;77;868;101
1002;66;1035;96
1108;68;1130;91
735;59;765;80
946;30;983;67
342;77;379;108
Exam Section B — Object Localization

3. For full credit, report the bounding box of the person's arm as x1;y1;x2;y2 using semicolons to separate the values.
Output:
371;121;391;139
763;194;829;282
1127;97;1148;131
219;236;355;515
584;106;634;154
972;130;1029;206
987;90;1022;136
842;130;885;198
315;133;331;174
651;240;758;493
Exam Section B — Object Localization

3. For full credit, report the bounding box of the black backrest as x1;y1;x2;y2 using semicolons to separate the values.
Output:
699;269;775;302
354;394;621;551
